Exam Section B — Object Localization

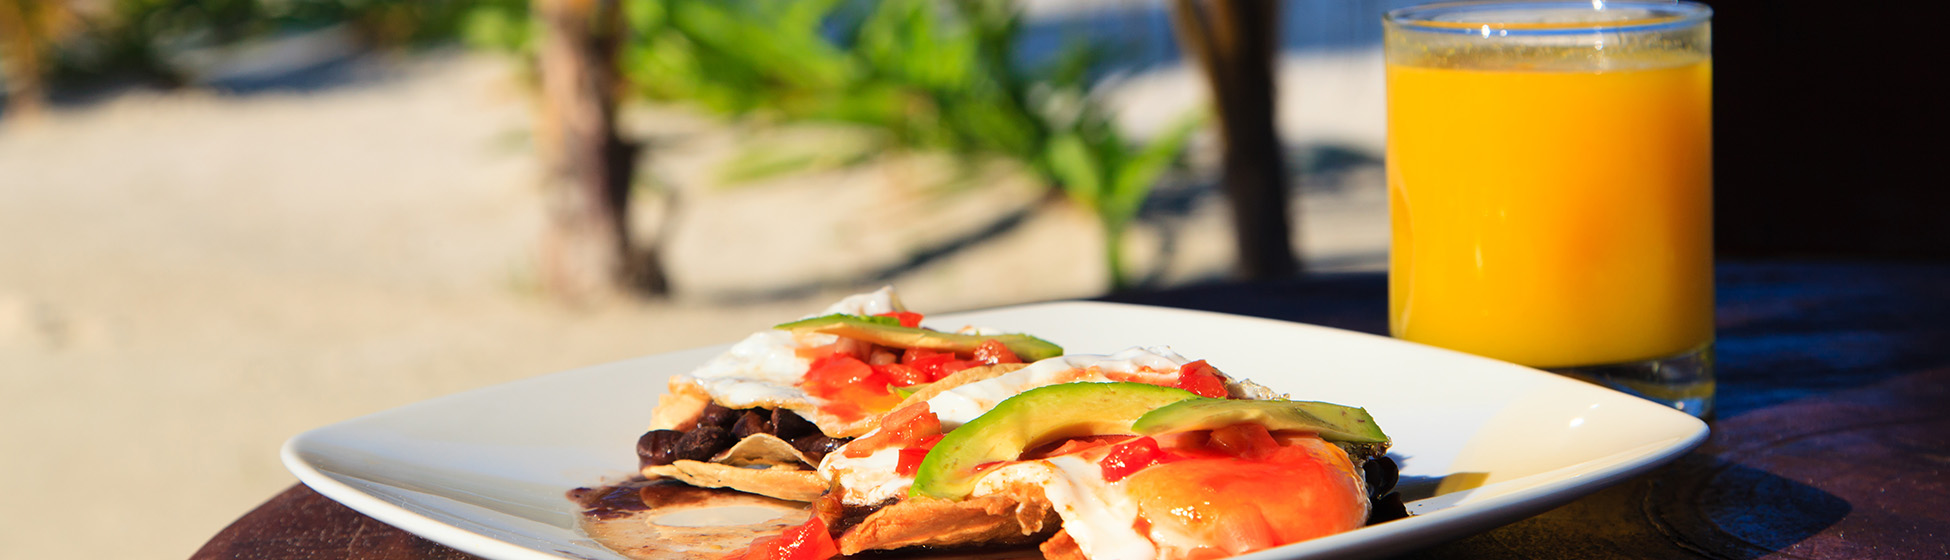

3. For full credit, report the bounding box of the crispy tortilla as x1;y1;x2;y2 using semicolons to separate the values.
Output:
643;460;827;503
833;480;1058;555
580;480;1048;560
713;433;818;467
579;480;809;560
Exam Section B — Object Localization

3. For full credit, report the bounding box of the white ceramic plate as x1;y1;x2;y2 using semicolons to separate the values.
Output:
284;301;1708;560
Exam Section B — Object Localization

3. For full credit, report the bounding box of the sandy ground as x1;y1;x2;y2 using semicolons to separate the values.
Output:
0;51;1385;560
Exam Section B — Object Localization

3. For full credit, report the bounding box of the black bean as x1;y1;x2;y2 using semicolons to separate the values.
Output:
1362;455;1400;499
636;430;684;467
792;434;850;463
1367;492;1409;525
697;402;739;429
732;410;773;439
673;424;733;462
771;408;815;440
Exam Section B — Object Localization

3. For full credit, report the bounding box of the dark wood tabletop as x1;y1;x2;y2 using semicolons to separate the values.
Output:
192;260;1950;560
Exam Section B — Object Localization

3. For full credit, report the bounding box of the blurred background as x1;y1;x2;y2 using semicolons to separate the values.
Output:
0;0;1938;559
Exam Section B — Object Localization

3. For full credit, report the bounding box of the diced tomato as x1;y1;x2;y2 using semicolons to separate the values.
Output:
1099;436;1180;482
734;516;839;560
900;347;941;364
873;363;930;387
895;447;930;476
904;352;980;382
1174;360;1230;399
843;402;942;458
893;435;943;476
875;311;925;328
972;339;1021;365
800;354;901;422
1206;423;1281;460
805;354;880;387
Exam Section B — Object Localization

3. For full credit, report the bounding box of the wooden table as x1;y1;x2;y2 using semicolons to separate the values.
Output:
193;260;1950;560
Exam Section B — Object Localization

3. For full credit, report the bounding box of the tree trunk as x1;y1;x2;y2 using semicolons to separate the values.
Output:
1171;0;1298;280
533;0;662;302
0;0;53;122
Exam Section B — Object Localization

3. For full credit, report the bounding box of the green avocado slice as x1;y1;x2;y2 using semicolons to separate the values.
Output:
1130;398;1388;444
773;314;1063;361
909;382;1200;500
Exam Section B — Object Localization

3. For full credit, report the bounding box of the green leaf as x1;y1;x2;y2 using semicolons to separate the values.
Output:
1104;110;1206;225
1046;132;1104;210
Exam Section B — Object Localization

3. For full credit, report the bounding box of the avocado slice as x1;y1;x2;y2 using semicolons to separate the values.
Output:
1130;398;1388;444
909;382;1200;500
774;314;1063;362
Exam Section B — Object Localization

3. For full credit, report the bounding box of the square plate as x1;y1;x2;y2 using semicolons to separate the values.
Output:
283;301;1708;560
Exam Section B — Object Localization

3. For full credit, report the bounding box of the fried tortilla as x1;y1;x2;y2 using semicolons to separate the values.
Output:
643;460;827;503
577;479;811;560
830;485;1059;555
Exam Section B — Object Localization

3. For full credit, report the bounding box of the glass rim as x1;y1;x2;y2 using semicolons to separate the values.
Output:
1384;1;1712;36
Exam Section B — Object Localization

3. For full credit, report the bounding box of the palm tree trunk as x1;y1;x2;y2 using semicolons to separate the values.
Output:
532;0;660;301
1171;0;1298;280
0;0;58;122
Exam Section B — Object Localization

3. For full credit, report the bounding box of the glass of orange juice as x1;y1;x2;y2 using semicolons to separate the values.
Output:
1384;1;1715;416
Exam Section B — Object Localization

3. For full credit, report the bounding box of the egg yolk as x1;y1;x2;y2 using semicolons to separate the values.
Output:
1121;435;1367;559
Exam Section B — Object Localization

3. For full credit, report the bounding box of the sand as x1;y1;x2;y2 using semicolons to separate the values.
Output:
0;50;1384;560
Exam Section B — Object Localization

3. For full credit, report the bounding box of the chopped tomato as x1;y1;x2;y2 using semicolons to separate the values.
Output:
896;447;930;476
875;311;925;328
843;402;941;458
972;339;1021;365
900;346;942;364
904;351;980;382
873;363;930;387
801;354;901;422
894;434;944;476
1174;360;1230;398
735;516;839;560
1099;436;1181;482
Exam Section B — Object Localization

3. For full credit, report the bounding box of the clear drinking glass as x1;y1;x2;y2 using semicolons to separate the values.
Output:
1384;1;1715;416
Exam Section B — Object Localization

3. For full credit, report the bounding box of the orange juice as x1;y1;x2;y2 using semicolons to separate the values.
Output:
1386;59;1713;368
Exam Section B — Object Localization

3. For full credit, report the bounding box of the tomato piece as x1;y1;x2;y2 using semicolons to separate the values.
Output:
1099;436;1179;482
905;352;980;382
874;363;930;387
842;402;941;458
737;516;839;560
972;339;1021;365
801;354;901;422
896;447;930;476
1174;360;1230;398
893;435;943;477
900;347;940;364
875;311;925;328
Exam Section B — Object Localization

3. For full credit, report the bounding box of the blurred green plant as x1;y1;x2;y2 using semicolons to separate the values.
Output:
14;0;502;93
466;0;1202;290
